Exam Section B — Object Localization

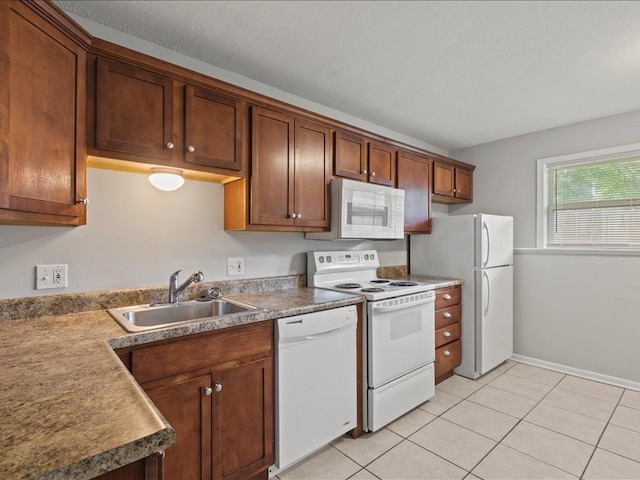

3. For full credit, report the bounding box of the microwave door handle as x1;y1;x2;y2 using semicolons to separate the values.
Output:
371;297;434;314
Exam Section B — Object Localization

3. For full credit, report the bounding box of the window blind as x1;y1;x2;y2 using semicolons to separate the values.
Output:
544;155;640;248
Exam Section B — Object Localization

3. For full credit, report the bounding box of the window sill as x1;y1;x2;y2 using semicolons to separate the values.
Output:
515;247;640;257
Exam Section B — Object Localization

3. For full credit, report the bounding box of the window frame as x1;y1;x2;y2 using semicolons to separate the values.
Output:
536;142;640;251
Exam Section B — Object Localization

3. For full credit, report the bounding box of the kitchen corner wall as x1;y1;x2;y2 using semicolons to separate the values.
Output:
0;168;406;299
450;109;640;385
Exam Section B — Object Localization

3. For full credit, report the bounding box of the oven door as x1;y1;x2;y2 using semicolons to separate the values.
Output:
367;291;435;388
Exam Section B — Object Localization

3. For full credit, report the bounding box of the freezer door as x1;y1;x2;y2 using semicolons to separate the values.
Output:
475;215;513;268
475;265;513;375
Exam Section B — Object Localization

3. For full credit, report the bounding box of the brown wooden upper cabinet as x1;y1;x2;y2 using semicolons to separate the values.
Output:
248;106;331;229
334;131;396;186
432;159;474;203
93;57;244;173
0;1;90;226
397;151;431;234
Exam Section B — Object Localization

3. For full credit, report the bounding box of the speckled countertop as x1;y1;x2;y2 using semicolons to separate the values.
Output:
0;275;459;480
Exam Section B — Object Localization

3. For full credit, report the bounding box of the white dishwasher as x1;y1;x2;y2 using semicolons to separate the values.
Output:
270;305;357;475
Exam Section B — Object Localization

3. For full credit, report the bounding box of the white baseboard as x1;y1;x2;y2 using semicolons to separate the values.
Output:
511;354;640;392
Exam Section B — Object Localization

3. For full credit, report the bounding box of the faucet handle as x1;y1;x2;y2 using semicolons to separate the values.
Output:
208;287;222;299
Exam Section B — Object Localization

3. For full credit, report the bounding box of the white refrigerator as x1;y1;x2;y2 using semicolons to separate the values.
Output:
410;214;513;379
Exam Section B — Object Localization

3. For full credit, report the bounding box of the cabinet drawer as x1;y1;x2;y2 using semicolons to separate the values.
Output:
435;285;461;310
435;322;461;348
435;304;461;330
132;321;272;384
435;340;461;379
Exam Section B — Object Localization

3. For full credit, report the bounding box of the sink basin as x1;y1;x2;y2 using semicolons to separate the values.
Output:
108;298;261;332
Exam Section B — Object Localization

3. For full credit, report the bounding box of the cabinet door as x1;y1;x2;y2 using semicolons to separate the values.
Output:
368;142;396;186
96;57;174;160
0;1;87;225
294;119;331;228
213;358;273;480
397;151;431;233
250;107;295;226
184;85;244;171
334;130;366;181
455;167;473;201
145;374;212;480
433;161;455;197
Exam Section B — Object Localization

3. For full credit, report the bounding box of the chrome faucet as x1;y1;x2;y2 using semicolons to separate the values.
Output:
169;270;204;303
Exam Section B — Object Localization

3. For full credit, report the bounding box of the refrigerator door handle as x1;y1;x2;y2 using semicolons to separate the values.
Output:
482;221;490;268
483;270;490;317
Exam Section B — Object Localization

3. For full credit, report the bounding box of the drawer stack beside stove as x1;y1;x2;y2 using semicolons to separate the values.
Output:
434;285;462;384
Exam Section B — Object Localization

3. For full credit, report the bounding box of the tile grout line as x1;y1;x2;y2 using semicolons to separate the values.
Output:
578;387;633;479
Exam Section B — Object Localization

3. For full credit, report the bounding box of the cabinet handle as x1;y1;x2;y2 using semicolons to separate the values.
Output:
214;383;222;392
443;312;452;318
166;141;174;150
76;198;89;205
443;293;452;300
443;331;452;337
361;169;368;175
443;350;451;356
371;171;376;176
187;145;195;153
203;386;213;396
290;213;297;219
297;213;302;219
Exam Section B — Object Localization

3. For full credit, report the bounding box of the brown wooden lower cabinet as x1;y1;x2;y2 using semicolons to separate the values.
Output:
116;322;274;480
434;285;462;383
93;452;163;480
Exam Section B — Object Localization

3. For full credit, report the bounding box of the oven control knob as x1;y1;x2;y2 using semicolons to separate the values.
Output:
319;256;324;263
326;256;332;263
371;254;375;260
364;254;369;260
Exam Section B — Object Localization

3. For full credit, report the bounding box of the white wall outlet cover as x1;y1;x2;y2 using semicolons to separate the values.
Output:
36;264;68;289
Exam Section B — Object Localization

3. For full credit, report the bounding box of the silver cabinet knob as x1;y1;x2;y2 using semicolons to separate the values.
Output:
443;293;452;300
443;331;452;337
204;386;213;396
361;169;368;175
76;198;89;205
443;311;452;318
214;383;222;392
166;142;174;149
297;213;302;219
187;145;195;153
443;350;451;356
371;171;376;176
290;213;298;219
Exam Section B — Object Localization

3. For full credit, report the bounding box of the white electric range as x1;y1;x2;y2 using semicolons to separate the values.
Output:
307;250;435;432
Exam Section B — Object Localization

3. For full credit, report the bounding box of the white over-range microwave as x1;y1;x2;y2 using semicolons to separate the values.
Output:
306;178;405;240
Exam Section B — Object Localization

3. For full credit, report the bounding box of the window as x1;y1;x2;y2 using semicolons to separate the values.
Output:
537;143;640;249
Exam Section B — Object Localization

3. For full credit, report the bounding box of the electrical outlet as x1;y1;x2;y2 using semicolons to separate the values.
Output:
36;264;68;289
227;257;245;276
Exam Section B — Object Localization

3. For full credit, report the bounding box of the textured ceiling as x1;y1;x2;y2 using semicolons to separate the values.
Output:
55;1;640;151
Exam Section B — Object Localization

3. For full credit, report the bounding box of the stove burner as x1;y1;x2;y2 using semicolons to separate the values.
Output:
335;283;362;289
389;281;419;287
361;287;385;293
370;279;391;284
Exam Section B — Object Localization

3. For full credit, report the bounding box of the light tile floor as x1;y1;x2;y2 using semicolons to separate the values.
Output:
277;360;640;479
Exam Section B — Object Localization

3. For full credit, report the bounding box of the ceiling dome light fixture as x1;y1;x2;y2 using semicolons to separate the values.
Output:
148;168;185;191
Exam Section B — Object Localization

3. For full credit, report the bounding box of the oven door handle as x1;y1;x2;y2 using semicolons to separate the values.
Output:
371;297;434;314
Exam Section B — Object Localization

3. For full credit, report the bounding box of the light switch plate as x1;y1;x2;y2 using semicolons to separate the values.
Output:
36;264;68;289
227;258;245;276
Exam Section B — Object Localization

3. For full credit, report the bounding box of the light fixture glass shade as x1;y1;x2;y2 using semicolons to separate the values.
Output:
148;168;185;191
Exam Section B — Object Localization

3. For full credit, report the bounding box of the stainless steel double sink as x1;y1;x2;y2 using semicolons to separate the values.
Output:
108;298;261;333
